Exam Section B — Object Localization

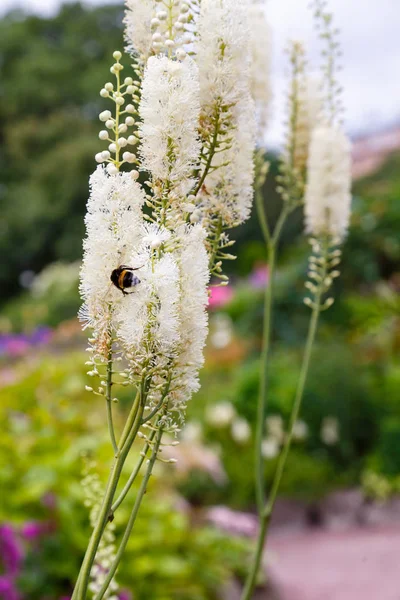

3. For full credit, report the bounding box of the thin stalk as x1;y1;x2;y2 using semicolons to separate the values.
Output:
72;393;144;600
241;295;323;600
255;202;293;513
255;242;275;512
255;188;271;245
94;426;164;600
111;428;156;513
106;348;118;454
194;104;221;196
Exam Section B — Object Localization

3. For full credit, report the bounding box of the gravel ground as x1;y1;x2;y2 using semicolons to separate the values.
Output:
268;526;400;600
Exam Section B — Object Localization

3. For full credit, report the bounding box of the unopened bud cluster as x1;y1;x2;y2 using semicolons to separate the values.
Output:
124;0;195;63
304;237;342;311
95;51;141;175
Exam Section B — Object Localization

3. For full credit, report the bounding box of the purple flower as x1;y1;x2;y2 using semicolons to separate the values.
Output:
29;327;52;346
21;521;44;541
0;524;23;575
0;576;20;600
119;592;132;600
4;337;30;357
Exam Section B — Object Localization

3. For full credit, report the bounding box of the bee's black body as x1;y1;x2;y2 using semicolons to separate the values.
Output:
111;265;141;295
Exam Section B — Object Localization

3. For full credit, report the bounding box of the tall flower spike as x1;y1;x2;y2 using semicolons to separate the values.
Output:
196;0;256;227
139;55;201;200
124;0;156;63
125;0;196;62
293;77;323;175
248;0;272;136
304;125;352;241
204;94;256;226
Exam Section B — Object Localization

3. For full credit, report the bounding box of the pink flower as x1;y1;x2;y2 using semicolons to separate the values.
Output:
208;286;234;309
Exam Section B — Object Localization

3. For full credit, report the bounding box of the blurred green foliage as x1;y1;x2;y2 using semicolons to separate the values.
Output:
0;350;250;599
0;3;125;301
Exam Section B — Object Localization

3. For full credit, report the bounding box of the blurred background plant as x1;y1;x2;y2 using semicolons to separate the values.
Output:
1;2;400;600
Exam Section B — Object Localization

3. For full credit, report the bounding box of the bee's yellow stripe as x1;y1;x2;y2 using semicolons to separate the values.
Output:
118;270;127;289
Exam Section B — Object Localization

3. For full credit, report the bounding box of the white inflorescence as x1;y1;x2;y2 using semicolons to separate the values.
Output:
304;125;352;241
81;0;261;422
196;0;256;226
79;167;146;352
124;0;156;61
248;0;272;135
196;0;250;109
294;77;323;173
139;55;201;197
124;0;195;61
210;94;256;225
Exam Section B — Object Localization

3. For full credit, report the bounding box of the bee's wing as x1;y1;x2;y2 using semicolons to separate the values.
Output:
119;264;144;272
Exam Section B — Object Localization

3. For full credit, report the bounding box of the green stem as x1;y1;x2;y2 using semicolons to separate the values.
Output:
111;428;156;513
106;349;118;454
241;296;323;600
255;202;293;513
255;242;275;512
72;393;144;600
94;426;164;600
194;104;221;197
255;188;271;245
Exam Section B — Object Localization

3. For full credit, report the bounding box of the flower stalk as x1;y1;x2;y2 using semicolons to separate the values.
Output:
241;238;328;600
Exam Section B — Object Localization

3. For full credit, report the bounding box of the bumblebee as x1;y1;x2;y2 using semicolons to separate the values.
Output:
110;265;141;295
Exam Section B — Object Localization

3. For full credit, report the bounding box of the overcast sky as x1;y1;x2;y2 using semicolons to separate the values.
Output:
2;0;400;145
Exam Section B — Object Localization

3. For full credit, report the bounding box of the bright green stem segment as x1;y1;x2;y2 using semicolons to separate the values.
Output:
255;243;275;512
254;199;291;513
106;348;118;454
71;393;144;600
93;426;164;600
241;297;322;600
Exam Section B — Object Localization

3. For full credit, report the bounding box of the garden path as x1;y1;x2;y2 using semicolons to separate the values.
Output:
268;526;400;600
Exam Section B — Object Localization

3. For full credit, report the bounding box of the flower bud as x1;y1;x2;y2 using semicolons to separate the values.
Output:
99;110;112;122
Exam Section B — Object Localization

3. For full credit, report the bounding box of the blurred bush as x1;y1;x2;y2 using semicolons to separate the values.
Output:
0;3;125;302
0;350;250;599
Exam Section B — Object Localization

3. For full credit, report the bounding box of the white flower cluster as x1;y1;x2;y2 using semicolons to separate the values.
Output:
81;0;268;421
293;77;323;174
139;55;201;199
124;0;196;62
248;0;272;135
80;165;210;412
195;0;256;227
304;125;352;241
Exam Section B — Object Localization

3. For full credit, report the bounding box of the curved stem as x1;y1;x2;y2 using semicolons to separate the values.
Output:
72;393;144;600
106;349;118;454
94;426;164;600
241;296;322;600
193;103;221;196
255;188;271;245
255;202;293;513
111;428;156;513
